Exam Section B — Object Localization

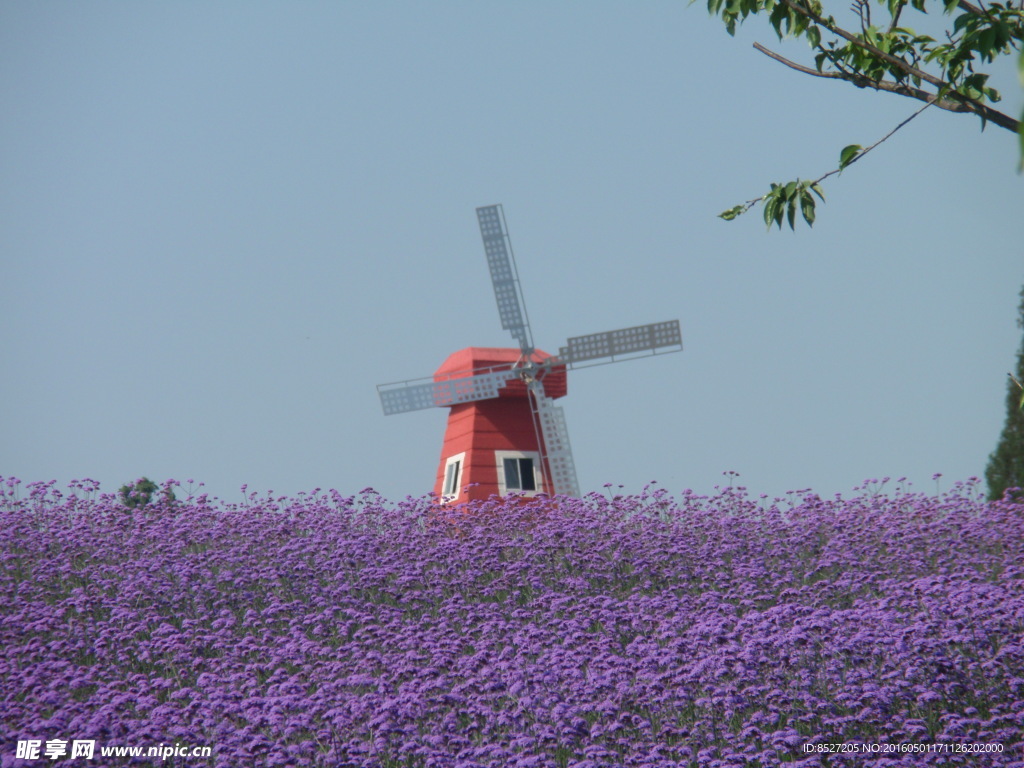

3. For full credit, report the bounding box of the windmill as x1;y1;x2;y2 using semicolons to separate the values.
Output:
377;205;682;503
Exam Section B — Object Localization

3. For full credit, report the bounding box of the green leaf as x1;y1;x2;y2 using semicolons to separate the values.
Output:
719;205;745;221
839;144;862;170
953;11;972;33
763;193;780;229
979;27;996;60
787;197;797;229
800;189;816;226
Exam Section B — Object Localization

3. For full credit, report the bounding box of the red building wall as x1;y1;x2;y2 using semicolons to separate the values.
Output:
431;347;567;503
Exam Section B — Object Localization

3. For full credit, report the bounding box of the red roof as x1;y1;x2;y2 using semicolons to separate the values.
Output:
433;347;567;400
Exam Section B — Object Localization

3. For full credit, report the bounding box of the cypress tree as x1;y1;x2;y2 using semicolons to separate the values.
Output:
986;286;1024;501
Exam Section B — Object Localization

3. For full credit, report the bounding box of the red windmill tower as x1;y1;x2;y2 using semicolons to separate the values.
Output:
377;205;682;503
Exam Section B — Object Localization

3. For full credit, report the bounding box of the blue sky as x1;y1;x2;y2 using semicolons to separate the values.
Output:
2;2;1021;505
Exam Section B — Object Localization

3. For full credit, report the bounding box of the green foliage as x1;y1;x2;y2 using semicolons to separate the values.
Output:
118;477;175;510
838;144;862;170
761;179;825;229
707;0;1024;227
986;286;1024;501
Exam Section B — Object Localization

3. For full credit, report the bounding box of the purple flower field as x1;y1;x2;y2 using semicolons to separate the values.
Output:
2;477;1023;767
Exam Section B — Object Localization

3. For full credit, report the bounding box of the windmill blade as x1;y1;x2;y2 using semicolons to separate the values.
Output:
476;205;533;354
378;368;519;415
526;379;580;497
558;320;682;368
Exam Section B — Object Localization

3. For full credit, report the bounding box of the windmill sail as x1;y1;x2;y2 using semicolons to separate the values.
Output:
378;368;520;415
477;205;533;354
526;379;580;497
559;320;682;367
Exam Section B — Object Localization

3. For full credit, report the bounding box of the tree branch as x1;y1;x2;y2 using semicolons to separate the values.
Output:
780;0;1021;132
817;99;936;180
888;0;905;32
957;0;1004;35
752;42;985;114
957;0;993;18
720;99;935;223
784;0;943;83
753;41;843;77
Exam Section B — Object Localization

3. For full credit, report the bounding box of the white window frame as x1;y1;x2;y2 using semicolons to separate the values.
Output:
441;452;466;502
495;450;543;496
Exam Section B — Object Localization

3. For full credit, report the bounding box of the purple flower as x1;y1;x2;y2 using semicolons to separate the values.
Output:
1;479;1021;766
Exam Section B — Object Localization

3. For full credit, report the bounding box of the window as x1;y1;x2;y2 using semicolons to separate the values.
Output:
441;453;465;501
504;457;536;491
495;451;542;496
